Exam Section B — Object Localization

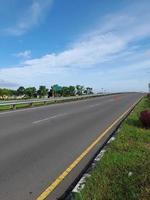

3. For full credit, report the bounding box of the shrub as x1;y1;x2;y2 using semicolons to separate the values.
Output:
147;93;150;99
140;110;150;128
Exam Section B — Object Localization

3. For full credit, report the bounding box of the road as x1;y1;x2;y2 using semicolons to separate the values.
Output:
0;93;142;200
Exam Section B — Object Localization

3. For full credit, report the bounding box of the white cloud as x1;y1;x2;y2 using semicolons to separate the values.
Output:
5;0;53;36
14;50;31;59
0;1;150;91
0;80;19;88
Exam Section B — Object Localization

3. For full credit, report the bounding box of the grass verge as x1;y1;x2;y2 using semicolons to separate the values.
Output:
0;102;50;111
75;97;150;200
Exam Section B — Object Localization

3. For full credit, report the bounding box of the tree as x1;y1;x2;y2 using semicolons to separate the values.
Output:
25;87;37;98
76;85;84;95
48;89;53;98
0;89;3;97
0;88;15;99
68;86;75;96
51;84;62;97
84;87;93;95
37;86;48;98
17;86;25;96
62;86;70;97
10;89;17;96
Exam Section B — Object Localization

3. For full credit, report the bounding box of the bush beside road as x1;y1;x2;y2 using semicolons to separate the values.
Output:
75;96;150;200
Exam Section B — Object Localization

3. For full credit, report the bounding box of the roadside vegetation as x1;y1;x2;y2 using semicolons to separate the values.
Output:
75;96;150;200
0;84;93;100
0;92;97;112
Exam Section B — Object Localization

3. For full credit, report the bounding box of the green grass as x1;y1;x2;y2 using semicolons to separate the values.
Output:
0;105;11;111
0;102;49;111
75;97;150;200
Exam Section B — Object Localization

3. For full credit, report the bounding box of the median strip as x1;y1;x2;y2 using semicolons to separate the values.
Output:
0;93;121;113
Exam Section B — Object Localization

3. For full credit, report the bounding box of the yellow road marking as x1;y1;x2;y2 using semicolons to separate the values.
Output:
36;96;143;200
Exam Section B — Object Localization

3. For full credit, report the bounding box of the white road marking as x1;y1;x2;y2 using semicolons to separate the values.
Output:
88;99;114;108
32;101;107;124
32;113;67;124
89;104;100;108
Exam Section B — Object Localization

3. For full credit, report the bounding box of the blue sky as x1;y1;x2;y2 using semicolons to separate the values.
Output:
0;0;150;92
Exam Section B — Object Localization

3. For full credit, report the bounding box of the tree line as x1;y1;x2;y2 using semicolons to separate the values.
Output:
0;85;93;99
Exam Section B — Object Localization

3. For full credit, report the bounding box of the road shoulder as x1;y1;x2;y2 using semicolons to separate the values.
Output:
74;96;150;200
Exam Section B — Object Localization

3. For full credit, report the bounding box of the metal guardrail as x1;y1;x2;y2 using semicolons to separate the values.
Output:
0;94;105;109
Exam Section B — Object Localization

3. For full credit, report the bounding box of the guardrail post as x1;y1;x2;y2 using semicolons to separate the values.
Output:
12;104;16;110
30;102;33;107
44;101;46;105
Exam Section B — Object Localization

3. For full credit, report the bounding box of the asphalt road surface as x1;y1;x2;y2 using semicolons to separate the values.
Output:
0;93;142;200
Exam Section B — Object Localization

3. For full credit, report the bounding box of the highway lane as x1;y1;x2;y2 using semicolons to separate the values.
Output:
0;93;142;200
